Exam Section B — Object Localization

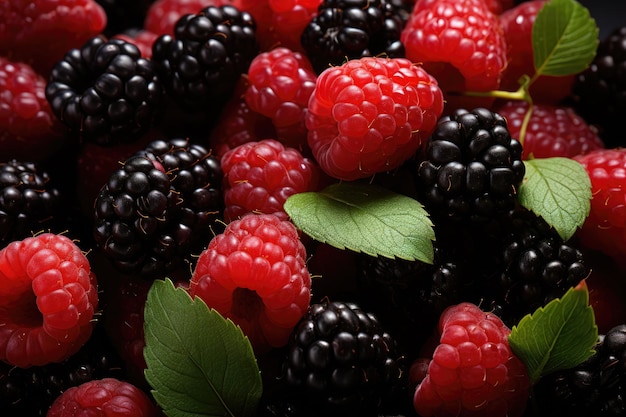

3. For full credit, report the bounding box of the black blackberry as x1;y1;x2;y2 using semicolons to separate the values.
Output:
283;300;406;416
483;209;590;326
530;324;626;417
45;36;163;146
301;0;407;74
93;138;223;279
414;107;526;222
571;26;626;148
0;325;125;417
0;160;61;247
151;5;257;110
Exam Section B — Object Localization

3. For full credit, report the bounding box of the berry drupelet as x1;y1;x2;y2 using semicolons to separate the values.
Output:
151;5;258;110
414;107;525;222
45;36;164;146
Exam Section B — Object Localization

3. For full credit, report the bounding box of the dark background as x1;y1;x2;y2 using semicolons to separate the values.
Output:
578;0;625;38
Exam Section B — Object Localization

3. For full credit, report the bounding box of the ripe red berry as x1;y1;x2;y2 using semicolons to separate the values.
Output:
401;0;507;110
189;213;312;352
499;0;575;104
245;47;317;149
0;56;66;162
0;0;107;75
574;148;626;267
495;100;604;159
0;233;98;368
413;302;530;417
306;56;444;181
221;138;320;222
47;378;158;417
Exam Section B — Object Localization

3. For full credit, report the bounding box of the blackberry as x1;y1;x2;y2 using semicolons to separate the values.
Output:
93;138;223;279
530;324;626;417
0;160;61;247
45;36;163;146
283;300;406;416
571;26;626;148
151;5;257;110
483;209;590;326
301;0;407;74
414;107;525;222
0;325;125;417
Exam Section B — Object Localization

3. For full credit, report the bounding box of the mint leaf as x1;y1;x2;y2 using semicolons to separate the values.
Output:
509;281;597;385
532;0;599;77
518;157;591;241
284;182;435;263
144;279;262;417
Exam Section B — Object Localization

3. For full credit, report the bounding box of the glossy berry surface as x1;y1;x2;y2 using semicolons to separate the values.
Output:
0;233;98;368
413;302;530;417
189;213;311;352
306;56;444;181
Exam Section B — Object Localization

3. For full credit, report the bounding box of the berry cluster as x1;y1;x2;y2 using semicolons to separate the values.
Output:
0;1;624;417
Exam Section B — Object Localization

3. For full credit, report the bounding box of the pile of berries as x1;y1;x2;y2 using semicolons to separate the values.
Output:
0;1;625;417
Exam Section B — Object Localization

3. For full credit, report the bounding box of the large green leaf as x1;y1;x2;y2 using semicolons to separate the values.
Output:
144;279;262;417
509;281;598;385
518;157;591;241
532;0;599;77
284;182;435;264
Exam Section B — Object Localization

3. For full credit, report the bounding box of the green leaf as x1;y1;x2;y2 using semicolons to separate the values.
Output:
509;281;598;385
144;279;262;417
518;157;591;241
532;0;599;77
284;182;435;264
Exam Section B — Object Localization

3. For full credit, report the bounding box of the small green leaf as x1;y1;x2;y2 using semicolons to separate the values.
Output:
532;0;599;77
284;182;435;264
509;281;598;385
144;279;262;417
518;157;591;241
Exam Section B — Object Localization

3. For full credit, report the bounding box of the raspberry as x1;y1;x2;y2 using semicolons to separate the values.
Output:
0;57;66;162
572;25;626;148
45;36;164;146
414;107;526;222
495;100;604;159
151;4;258;111
483;0;515;14
47;377;158;417
301;0;407;74
532;324;626;417
573;148;626;266
244;47;317;149
283;300;406;415
499;0;575;104
306;57;444;181
189;213;312;352
221;139;320;222
400;0;507;109
0;233;98;368
0;0;107;76
113;29;159;59
144;0;232;36
413;302;530;417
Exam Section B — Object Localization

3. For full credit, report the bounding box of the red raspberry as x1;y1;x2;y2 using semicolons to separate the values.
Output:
144;0;232;36
0;56;66;162
0;233;98;368
305;56;444;181
574;149;626;267
221;138;319;222
483;0;515;15
245;47;317;149
0;0;107;76
400;0;507;110
47;378;158;417
189;213;312;352
495;100;604;159
499;0;575;104
113;30;159;59
413;302;530;417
